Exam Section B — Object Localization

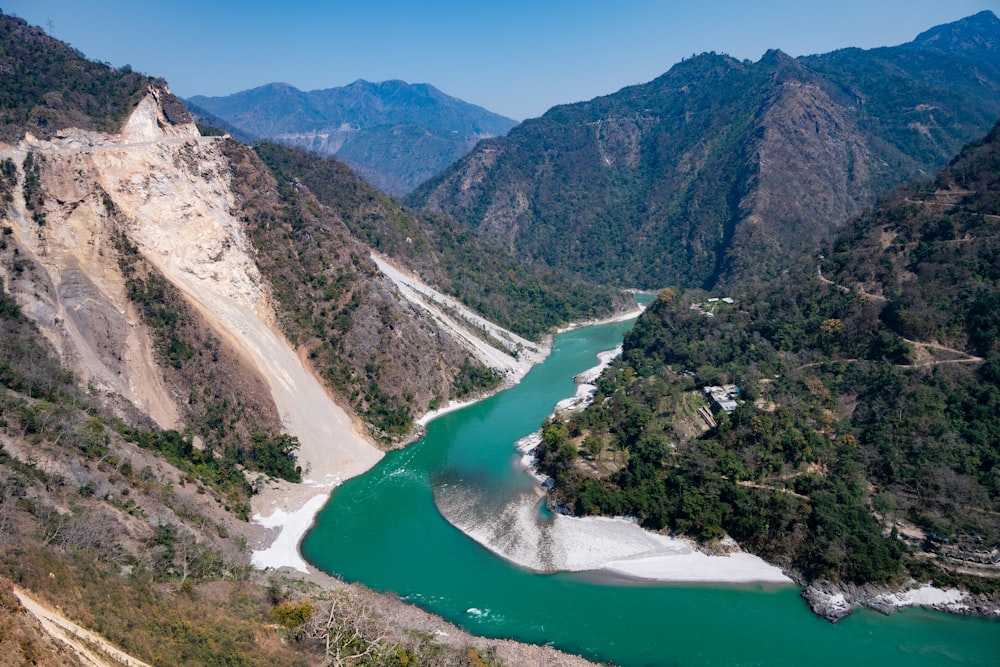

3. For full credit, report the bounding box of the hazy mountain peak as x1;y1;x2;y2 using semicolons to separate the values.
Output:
760;47;793;63
909;10;1000;64
187;78;517;195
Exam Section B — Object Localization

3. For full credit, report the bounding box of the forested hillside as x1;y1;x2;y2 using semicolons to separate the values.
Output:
0;14;189;140
411;11;1000;292
536;122;1000;590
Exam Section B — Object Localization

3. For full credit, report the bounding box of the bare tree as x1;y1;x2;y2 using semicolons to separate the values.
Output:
305;590;393;666
37;504;70;547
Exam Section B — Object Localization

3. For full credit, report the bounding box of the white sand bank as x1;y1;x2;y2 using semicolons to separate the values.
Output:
561;516;792;583
438;480;791;584
250;493;330;572
417;398;480;427
556;302;646;334
437;343;792;585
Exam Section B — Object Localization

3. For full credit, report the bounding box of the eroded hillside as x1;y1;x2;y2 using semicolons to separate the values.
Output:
0;80;563;523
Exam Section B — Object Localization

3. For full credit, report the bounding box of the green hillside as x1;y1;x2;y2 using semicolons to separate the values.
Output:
536;121;1000;589
411;12;1000;292
253;141;629;342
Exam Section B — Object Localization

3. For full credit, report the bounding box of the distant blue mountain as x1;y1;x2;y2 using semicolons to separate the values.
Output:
187;80;517;195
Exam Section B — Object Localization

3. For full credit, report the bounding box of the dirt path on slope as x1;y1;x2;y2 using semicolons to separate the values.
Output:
13;586;151;667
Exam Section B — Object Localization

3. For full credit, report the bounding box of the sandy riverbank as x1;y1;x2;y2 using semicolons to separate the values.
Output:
438;477;792;584
248;258;635;572
435;339;793;585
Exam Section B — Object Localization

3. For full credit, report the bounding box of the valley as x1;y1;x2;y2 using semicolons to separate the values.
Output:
0;7;998;666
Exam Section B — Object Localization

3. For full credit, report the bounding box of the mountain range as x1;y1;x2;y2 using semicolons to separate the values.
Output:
1;7;999;664
187;80;518;196
410;10;1000;291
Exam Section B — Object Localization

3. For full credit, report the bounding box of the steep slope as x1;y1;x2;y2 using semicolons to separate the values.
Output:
533;121;1000;614
1;90;383;513
828;122;1000;356
221;138;535;442
410;11;1000;291
251;141;629;342
0;14;603;665
188;79;518;195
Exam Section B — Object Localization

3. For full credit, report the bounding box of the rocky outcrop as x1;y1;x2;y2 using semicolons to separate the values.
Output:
801;579;1000;623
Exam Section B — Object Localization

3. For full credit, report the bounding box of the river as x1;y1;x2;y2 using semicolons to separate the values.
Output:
302;315;999;666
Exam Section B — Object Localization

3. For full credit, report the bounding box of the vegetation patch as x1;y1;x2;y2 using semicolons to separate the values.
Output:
537;125;1000;588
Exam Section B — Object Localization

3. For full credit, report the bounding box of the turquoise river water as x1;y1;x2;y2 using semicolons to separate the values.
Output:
302;314;999;666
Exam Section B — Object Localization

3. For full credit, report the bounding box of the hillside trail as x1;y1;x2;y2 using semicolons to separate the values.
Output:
814;265;983;367
815;263;886;302
12;585;152;667
901;339;984;366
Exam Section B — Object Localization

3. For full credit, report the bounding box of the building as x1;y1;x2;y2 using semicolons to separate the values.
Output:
703;384;740;413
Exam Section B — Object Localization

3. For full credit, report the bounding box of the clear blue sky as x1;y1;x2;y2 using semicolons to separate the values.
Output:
3;1;998;120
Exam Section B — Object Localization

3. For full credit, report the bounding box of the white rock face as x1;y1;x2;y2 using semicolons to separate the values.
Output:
1;94;383;559
372;253;546;381
1;101;188;428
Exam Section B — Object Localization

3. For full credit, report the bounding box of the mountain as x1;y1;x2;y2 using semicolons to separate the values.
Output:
906;9;1000;63
250;141;627;341
0;14;607;664
534;120;1000;615
409;12;1000;291
187;79;518;195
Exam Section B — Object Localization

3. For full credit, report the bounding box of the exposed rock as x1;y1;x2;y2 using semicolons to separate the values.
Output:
801;578;1000;623
801;580;858;622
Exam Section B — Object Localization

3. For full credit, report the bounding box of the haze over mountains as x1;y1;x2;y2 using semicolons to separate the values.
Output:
187;80;517;196
410;10;1000;291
